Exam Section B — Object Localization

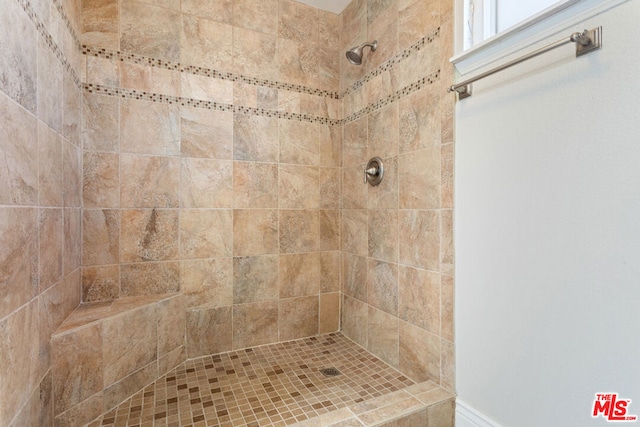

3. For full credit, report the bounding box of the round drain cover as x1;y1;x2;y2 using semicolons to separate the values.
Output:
320;367;341;377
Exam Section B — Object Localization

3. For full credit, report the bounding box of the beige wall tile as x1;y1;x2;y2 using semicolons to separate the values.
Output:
102;305;157;385
441;274;454;342
82;265;120;302
398;147;441;209
368;209;398;262
233;114;278;162
233;161;278;209
320;168;341;210
279;164;320;208
82;209;120;266
278;37;319;87
180;107;233;159
182;0;233;23
82;93;119;152
398;0;440;50
320;209;340;250
398;266;440;334
83;152;119;208
233;255;278;304
279;209;319;253
319;292;340;333
52;323;103;414
399;321;440;383
341;209;367;256
279;295;319;340
181;158;233;208
233;0;278;34
441;143;454;208
343;117;368;167
181;73;234;104
233;301;278;349
367;259;398;316
180;209;232;258
320;251;341;293
182;15;233;71
440;209;454;275
120;209;179;262
0;302;39;426
440;339;455;392
342;295;367;348
0;0;37;113
368;103;399;159
39;208;64;291
156;295;185;355
0;92;38;205
120;154;180;208
63;139;82;208
279;253;320;298
187;306;232;357
103;360;157;411
233;209;278;256
320;125;341;168
120;0;180;61
342;165;368;210
85;56;120;87
181;258;233;307
365;1;397;72
81;0;119;50
120;261;180;296
343;252;367;302
63;208;82;275
398;210;440;271
120;99;179;156
39;123;63;207
399;86;440;153
279;120;320;166
53;392;103;427
279;0;318;42
367;306;399;368
233;27;278;80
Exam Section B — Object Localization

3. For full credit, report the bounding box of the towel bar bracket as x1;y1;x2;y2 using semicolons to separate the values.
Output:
450;26;602;100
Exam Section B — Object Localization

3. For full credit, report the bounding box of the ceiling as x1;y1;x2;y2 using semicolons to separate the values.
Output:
296;0;352;14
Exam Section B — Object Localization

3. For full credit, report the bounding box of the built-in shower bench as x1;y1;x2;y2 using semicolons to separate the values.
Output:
50;293;186;427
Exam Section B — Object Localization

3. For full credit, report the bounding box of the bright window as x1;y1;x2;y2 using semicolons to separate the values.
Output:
462;0;577;51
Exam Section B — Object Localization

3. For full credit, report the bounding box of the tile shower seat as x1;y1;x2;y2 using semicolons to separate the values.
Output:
50;293;186;427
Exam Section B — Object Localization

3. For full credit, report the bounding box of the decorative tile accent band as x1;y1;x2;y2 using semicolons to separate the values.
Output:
15;0;82;87
84;67;440;126
82;27;440;102
341;27;441;98
342;69;441;124
83;83;339;126
83;46;341;100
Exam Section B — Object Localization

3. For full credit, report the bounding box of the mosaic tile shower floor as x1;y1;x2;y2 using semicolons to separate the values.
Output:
87;333;416;427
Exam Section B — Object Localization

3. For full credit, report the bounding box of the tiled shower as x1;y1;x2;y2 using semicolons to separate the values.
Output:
0;0;454;425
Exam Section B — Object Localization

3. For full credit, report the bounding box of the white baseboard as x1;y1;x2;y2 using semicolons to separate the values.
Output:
456;399;502;427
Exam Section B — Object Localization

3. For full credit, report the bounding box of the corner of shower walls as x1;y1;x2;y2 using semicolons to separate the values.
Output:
338;0;456;394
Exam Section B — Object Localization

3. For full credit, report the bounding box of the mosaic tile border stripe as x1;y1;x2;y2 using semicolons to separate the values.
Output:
83;83;340;126
341;27;441;98
84;66;440;127
15;0;82;88
82;27;440;103
83;46;341;100
343;69;441;124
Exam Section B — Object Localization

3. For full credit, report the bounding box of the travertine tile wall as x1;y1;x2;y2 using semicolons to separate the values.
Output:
0;0;83;425
80;0;343;358
339;0;455;392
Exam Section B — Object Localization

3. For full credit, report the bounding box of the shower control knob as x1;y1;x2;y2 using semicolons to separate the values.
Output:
364;157;384;187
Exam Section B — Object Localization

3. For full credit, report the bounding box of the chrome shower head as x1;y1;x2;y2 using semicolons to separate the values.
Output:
346;40;378;65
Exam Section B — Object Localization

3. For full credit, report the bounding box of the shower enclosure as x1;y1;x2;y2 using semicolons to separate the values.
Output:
0;0;455;425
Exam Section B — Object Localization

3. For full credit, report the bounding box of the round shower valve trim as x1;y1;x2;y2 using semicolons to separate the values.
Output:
364;157;384;186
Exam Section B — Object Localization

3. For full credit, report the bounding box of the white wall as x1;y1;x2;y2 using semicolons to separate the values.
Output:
455;1;640;426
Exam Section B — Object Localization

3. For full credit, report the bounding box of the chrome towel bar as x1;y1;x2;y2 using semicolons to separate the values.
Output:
449;26;602;100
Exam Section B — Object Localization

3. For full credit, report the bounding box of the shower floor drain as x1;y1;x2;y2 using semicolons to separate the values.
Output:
320;367;341;377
